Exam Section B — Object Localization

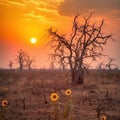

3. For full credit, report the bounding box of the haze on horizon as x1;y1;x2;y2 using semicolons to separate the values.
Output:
0;0;120;69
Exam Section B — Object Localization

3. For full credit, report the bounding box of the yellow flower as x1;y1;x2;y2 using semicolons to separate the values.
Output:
1;100;8;107
50;93;59;102
100;115;107;120
65;89;72;96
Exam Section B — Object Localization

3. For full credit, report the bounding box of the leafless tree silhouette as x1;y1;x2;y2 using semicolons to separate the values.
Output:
16;49;28;70
105;58;118;70
16;49;35;70
97;61;105;70
8;60;14;69
48;13;112;84
49;55;55;69
25;55;34;70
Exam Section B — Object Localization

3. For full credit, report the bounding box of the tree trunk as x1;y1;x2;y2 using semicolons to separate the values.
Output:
71;70;75;83
72;69;84;85
20;64;23;71
28;66;31;70
77;72;84;84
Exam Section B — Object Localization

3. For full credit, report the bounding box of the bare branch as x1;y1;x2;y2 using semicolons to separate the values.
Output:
48;13;113;84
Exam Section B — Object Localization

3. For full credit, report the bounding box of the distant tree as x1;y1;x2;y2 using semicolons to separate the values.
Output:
48;13;112;84
8;60;14;69
49;55;55;69
105;58;118;70
16;49;28;70
97;61;104;70
49;54;65;70
25;55;34;70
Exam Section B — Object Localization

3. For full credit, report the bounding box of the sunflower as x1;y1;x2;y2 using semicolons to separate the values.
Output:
65;89;72;96
50;93;59;102
1;100;8;107
100;115;107;120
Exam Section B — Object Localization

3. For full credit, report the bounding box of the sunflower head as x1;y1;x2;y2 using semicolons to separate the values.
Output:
100;115;107;120
65;89;72;96
50;93;59;102
1;100;8;107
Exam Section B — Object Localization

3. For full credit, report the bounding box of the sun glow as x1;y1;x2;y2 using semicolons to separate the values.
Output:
30;38;37;44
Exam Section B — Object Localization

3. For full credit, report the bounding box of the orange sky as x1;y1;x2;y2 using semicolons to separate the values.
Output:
0;0;120;68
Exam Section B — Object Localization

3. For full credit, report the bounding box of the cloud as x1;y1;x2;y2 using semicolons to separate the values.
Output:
58;0;120;16
0;0;25;7
21;0;68;25
0;0;61;23
24;10;46;23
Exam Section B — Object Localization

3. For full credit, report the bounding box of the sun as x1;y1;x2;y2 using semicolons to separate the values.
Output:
30;38;37;44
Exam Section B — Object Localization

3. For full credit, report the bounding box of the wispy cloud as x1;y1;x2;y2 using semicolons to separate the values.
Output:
24;11;46;22
21;0;65;24
0;0;25;7
0;0;64;24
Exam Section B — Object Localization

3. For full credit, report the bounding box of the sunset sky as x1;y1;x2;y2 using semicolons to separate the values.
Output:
0;0;120;69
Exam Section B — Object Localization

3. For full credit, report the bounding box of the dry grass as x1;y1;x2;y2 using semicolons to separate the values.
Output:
0;69;120;120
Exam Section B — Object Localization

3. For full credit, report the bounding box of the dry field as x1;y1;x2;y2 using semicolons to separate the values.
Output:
0;69;120;120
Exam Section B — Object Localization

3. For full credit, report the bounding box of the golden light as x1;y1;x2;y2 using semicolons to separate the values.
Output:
30;38;37;44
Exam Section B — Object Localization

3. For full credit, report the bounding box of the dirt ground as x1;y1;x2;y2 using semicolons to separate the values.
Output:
0;69;120;120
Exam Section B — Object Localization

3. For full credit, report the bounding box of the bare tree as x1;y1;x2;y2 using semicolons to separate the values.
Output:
105;58;118;70
49;55;55;69
8;60;14;69
48;13;112;84
97;61;104;70
25;55;34;70
16;49;27;70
